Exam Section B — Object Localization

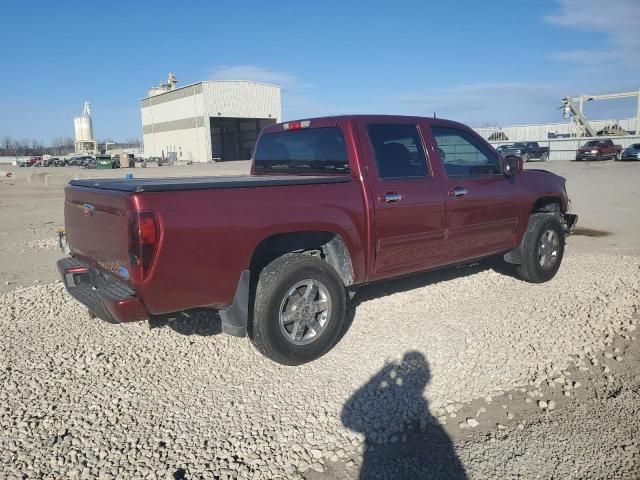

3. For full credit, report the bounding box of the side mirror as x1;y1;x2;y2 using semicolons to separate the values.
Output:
503;155;523;177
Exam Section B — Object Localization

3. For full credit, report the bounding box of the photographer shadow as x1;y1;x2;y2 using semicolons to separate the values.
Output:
341;351;467;480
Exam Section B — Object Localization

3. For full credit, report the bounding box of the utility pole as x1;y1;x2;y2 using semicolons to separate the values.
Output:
579;95;584;115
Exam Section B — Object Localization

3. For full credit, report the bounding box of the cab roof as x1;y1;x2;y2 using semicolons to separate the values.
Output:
261;115;472;135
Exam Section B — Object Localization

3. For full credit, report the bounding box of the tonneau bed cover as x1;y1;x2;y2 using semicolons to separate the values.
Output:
69;175;352;193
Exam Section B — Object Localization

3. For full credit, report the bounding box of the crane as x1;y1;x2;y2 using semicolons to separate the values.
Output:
562;90;640;137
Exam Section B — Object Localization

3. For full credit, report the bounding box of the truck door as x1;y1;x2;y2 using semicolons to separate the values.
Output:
357;121;447;279
428;126;523;262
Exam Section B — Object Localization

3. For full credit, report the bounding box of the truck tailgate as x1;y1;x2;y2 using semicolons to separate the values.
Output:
64;186;131;280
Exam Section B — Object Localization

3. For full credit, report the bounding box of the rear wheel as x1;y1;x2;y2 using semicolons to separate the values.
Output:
515;214;565;283
614;152;620;161
251;253;346;365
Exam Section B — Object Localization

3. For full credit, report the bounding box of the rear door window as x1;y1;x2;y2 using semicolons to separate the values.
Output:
254;127;349;174
367;124;429;179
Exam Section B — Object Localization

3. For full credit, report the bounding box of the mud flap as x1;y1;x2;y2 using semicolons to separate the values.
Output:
564;213;578;234
219;270;250;337
504;245;523;265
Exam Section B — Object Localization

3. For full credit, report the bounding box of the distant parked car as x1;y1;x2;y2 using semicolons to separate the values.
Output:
620;143;640;161
67;156;85;167
70;155;94;168
20;157;40;167
495;144;514;155
501;142;549;162
575;139;622;161
66;156;83;167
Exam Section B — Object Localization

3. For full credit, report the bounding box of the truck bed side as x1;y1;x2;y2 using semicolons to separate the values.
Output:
130;181;366;314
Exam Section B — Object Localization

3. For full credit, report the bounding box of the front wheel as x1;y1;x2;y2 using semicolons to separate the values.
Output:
251;253;346;365
515;214;565;283
540;152;549;162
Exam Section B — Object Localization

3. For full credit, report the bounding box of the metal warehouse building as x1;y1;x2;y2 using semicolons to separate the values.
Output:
474;117;639;142
141;78;281;163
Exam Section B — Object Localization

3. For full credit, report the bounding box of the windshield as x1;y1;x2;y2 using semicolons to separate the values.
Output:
584;141;602;147
254;127;349;174
512;142;527;148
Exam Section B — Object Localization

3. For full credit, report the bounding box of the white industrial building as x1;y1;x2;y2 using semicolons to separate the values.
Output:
141;75;281;162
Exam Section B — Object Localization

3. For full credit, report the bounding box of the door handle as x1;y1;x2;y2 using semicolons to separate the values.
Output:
383;192;403;203
448;186;468;198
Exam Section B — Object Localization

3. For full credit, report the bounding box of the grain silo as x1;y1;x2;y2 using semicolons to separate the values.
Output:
74;101;97;154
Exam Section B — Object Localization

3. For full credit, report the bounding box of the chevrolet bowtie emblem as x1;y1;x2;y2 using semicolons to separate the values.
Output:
83;203;95;216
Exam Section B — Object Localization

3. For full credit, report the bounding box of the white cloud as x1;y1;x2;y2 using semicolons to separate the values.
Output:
209;65;300;90
545;0;640;69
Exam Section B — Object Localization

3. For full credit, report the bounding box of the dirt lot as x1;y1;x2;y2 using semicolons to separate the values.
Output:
1;160;639;479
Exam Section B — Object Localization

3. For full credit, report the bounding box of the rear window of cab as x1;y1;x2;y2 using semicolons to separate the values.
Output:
254;127;349;174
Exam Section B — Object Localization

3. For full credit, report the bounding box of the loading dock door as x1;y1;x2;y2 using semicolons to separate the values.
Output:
211;117;276;161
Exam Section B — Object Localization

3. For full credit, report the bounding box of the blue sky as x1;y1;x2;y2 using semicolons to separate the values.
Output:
1;0;639;143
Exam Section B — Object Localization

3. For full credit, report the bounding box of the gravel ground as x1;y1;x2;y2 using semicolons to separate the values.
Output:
459;387;640;479
23;237;59;251
1;252;638;478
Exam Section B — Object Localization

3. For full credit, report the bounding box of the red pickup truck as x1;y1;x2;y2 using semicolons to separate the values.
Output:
575;139;622;161
58;115;577;365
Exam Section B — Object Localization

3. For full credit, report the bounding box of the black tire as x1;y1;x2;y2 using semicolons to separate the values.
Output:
515;214;565;283
540;152;549;162
523;153;530;162
614;152;620;161
251;253;346;365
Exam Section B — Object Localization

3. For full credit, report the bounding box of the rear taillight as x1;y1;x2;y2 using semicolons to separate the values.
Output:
127;211;158;282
